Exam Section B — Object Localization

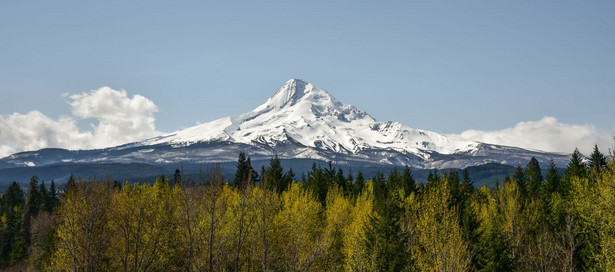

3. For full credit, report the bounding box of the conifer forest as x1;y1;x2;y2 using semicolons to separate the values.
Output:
1;146;615;271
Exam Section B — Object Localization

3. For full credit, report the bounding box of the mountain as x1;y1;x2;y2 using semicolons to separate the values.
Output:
0;79;570;182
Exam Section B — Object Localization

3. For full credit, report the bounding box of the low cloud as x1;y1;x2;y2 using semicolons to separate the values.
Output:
452;116;614;155
0;87;162;158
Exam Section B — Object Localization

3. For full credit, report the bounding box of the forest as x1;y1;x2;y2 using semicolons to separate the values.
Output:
0;146;614;271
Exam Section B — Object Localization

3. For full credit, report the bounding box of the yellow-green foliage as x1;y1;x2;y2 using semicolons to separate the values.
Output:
414;178;470;272
44;159;615;272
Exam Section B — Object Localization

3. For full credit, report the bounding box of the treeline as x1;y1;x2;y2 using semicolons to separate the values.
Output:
1;147;614;271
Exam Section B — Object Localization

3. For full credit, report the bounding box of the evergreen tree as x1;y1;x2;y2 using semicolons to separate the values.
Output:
0;182;25;267
544;160;561;194
565;148;587;180
248;157;259;183
447;170;462;207
427;169;440;184
22;176;42;245
513;165;527;197
525;157;543;198
283;168;295;190
306;163;329;206
563;148;587;199
173;168;182;187
387;168;401;189
39;181;49;212
354;171;365;196
334;168;348;195
589;144;607;175
48;180;58;211
265;155;285;193
372;172;386;210
401;166;418;197
461;168;474;195
364;193;409;271
234;151;250;187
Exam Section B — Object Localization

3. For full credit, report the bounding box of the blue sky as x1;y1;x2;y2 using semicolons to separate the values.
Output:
1;1;614;156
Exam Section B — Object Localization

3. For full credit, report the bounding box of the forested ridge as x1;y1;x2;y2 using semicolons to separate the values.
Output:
1;146;614;271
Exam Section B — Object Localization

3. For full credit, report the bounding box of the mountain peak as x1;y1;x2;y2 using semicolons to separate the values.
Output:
254;79;328;112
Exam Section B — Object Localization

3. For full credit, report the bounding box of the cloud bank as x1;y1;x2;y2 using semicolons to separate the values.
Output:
452;116;614;155
0;87;161;158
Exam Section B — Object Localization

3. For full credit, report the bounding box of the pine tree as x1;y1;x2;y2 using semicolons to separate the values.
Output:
0;182;25;267
513;165;527;197
461;168;474;195
48;180;58;211
364;193;409;271
544;160;561;194
248;157;259;183
335;168;349;195
22;176;42;245
39;181;49;212
401;166;418;197
354;171;365;196
173;168;182;187
283;168;295;190
565;148;587;180
265;155;285;193
234;151;250;187
589;145;607;175
563;148;587;199
525;157;543;199
372;172;386;211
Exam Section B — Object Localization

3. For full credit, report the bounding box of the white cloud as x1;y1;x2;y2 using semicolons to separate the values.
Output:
452;116;614;155
69;87;159;147
0;87;162;158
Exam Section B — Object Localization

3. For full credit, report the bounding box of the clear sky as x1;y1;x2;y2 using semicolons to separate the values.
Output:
1;1;614;157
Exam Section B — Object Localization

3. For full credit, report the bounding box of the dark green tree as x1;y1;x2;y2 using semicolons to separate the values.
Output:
0;182;26;267
372;172;387;211
426;169;439;184
248;157;259;183
544;160;561;194
386;168;401;195
512;165;527;197
284;168;295;189
265;155;286;194
173;168;182;187
306;163;329;206
564;148;587;180
354;170;365;196
334;168;348;195
401;166;418;197
39;181;50;212
48;180;58;211
364;193;409;271
234;151;250;187
461;168;474;195
22;176;42;245
588;144;607;175
525;157;543;199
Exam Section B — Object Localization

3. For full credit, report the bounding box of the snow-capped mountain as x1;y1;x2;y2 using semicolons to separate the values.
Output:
143;79;482;164
0;79;570;173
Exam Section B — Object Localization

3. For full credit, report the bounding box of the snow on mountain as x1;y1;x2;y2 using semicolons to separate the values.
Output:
144;79;481;160
0;79;572;173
